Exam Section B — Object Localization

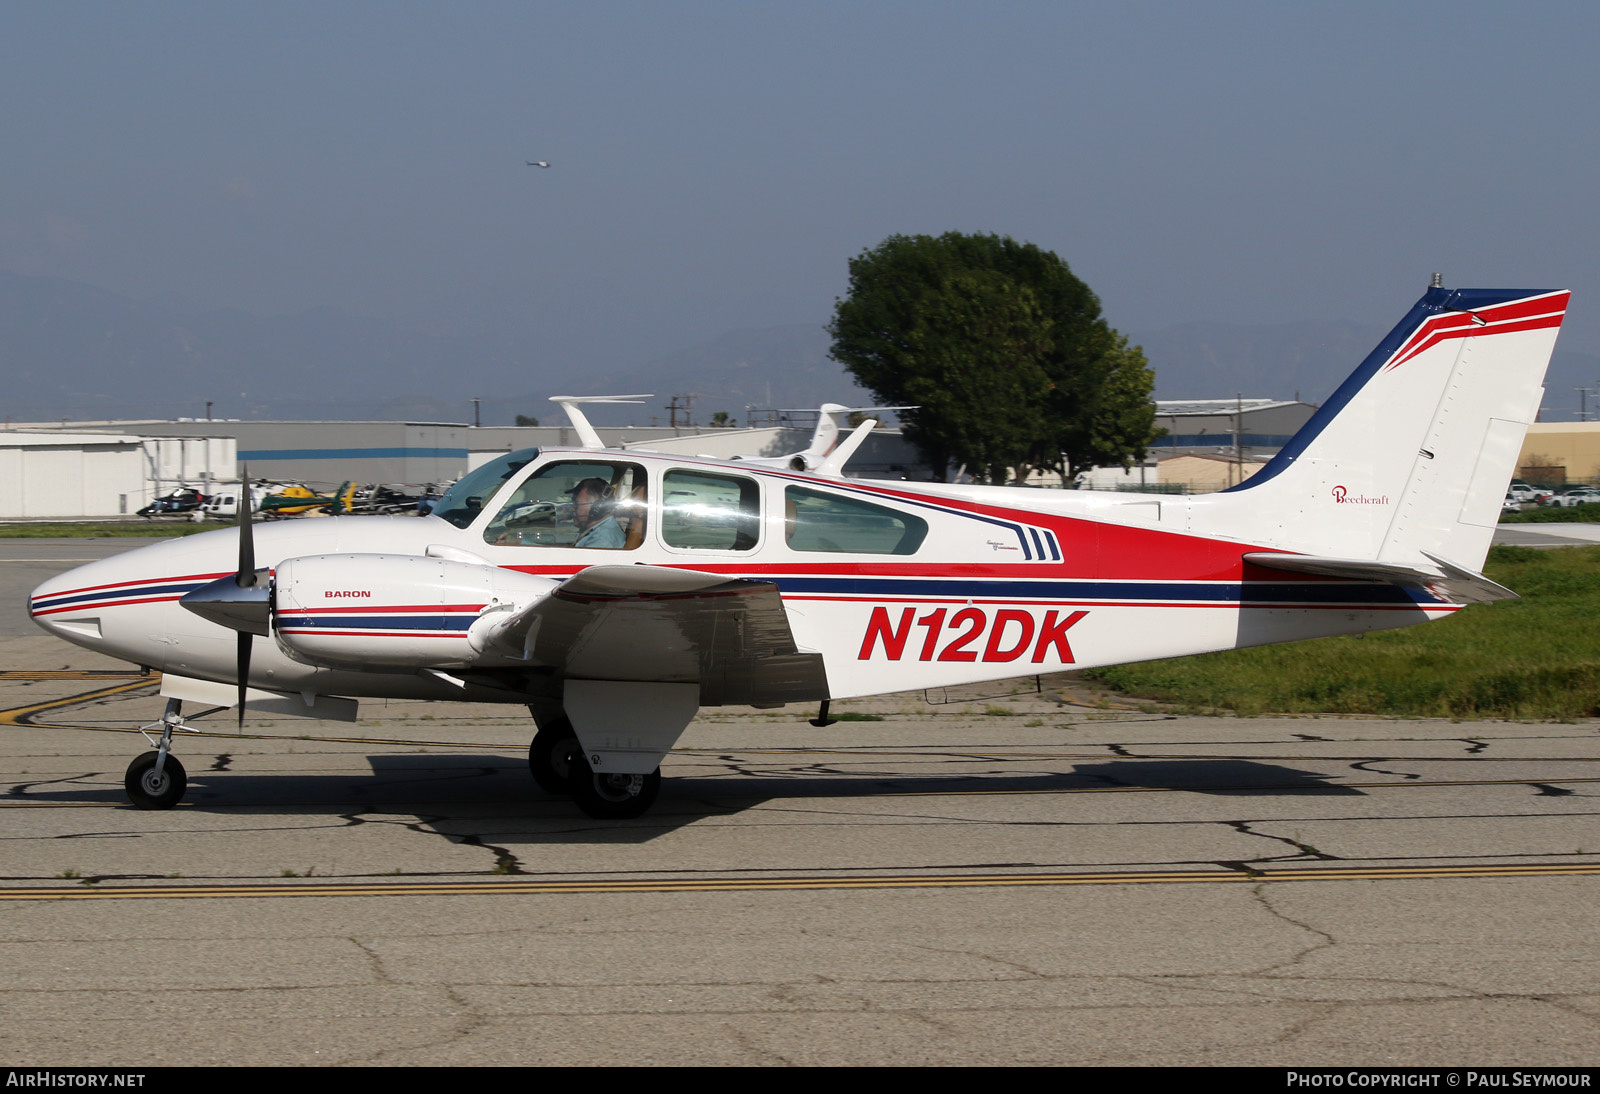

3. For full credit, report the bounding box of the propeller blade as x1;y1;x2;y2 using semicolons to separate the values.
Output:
177;467;270;727
236;467;256;587
236;630;251;728
236;466;254;725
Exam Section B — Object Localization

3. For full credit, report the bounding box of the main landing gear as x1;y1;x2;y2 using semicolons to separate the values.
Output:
528;721;581;795
528;714;660;820
567;751;660;820
125;698;193;809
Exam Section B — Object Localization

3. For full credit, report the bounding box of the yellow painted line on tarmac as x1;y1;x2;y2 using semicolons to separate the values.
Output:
4;860;1600;901
0;678;522;747
0;670;152;680
0;680;159;726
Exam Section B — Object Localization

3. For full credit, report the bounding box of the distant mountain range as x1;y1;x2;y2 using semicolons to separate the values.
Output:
2;270;1594;425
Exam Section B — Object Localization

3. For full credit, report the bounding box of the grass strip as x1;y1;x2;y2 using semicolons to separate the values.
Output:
0;522;211;538
1085;545;1600;720
1500;501;1600;524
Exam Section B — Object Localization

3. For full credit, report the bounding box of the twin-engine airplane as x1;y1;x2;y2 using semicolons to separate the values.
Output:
29;284;1569;818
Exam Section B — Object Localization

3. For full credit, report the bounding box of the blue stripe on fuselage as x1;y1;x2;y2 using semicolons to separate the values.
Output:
767;575;1434;606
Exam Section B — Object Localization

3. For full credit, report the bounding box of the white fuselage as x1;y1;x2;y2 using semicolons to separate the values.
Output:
29;447;1453;711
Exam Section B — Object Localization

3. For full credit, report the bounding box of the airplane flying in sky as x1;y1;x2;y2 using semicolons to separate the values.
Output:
28;284;1570;818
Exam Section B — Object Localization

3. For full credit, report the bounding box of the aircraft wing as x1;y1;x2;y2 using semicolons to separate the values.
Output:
483;564;829;706
1242;551;1517;605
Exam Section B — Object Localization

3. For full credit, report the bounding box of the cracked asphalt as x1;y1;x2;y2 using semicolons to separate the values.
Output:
3;540;1600;1065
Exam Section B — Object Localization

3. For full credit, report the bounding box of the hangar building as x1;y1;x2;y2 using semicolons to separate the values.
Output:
0;432;235;519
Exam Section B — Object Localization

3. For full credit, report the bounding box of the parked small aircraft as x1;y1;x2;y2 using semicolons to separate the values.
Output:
29;285;1569;818
727;403;915;473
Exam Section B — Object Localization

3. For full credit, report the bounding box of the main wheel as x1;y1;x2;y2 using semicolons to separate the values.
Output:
567;751;660;820
528;723;581;795
125;752;187;810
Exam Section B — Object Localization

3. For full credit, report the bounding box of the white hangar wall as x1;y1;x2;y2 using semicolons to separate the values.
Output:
0;433;236;518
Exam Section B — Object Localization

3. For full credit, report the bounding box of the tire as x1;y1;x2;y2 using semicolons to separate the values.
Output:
566;751;660;820
528;723;581;795
125;752;187;810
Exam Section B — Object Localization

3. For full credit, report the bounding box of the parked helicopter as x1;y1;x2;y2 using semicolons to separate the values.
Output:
29;284;1568;818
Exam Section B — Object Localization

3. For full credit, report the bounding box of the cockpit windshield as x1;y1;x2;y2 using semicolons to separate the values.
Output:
430;449;539;529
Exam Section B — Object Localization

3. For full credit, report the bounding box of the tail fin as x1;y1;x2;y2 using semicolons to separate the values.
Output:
332;481;357;516
795;403;849;468
1208;286;1569;570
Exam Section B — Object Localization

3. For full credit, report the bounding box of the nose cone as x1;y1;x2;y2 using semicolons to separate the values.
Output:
29;566;109;646
27;535;223;654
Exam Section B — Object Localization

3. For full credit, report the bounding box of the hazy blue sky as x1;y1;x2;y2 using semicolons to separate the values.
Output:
3;2;1595;391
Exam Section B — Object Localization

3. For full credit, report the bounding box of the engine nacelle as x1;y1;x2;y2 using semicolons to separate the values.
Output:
272;553;557;671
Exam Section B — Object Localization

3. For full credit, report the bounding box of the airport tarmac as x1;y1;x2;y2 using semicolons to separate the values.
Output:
3;536;1599;1066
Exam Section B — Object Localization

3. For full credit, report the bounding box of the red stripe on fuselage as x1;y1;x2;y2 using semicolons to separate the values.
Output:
35;570;233;599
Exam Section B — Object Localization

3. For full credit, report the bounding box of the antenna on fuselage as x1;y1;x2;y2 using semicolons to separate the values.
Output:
549;394;653;450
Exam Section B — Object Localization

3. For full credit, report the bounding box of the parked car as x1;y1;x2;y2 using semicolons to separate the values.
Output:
1541;487;1600;508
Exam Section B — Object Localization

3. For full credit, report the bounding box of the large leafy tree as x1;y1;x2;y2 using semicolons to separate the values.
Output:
828;233;1158;483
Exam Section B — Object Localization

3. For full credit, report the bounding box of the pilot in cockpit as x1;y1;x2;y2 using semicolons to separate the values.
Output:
568;477;627;549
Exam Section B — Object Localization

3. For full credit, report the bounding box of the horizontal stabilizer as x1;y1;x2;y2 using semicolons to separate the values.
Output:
1242;551;1517;605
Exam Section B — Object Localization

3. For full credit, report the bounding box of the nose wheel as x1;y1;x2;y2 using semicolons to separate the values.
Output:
125;751;187;810
125;697;194;809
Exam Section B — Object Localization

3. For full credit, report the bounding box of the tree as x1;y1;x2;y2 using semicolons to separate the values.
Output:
514;414;539;427
827;233;1158;483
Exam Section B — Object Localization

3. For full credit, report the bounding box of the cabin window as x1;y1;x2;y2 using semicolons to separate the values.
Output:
485;461;647;549
662;469;761;551
784;486;927;555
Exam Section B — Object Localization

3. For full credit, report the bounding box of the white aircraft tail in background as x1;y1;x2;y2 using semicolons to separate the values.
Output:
730;402;916;475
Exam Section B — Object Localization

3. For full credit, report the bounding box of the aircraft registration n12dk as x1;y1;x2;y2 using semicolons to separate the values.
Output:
29;284;1570;818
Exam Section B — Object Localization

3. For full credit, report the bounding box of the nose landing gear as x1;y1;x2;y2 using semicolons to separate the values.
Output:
125;698;194;810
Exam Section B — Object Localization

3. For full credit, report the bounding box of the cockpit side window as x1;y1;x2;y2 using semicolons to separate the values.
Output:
485;461;647;549
662;469;760;551
784;486;928;555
